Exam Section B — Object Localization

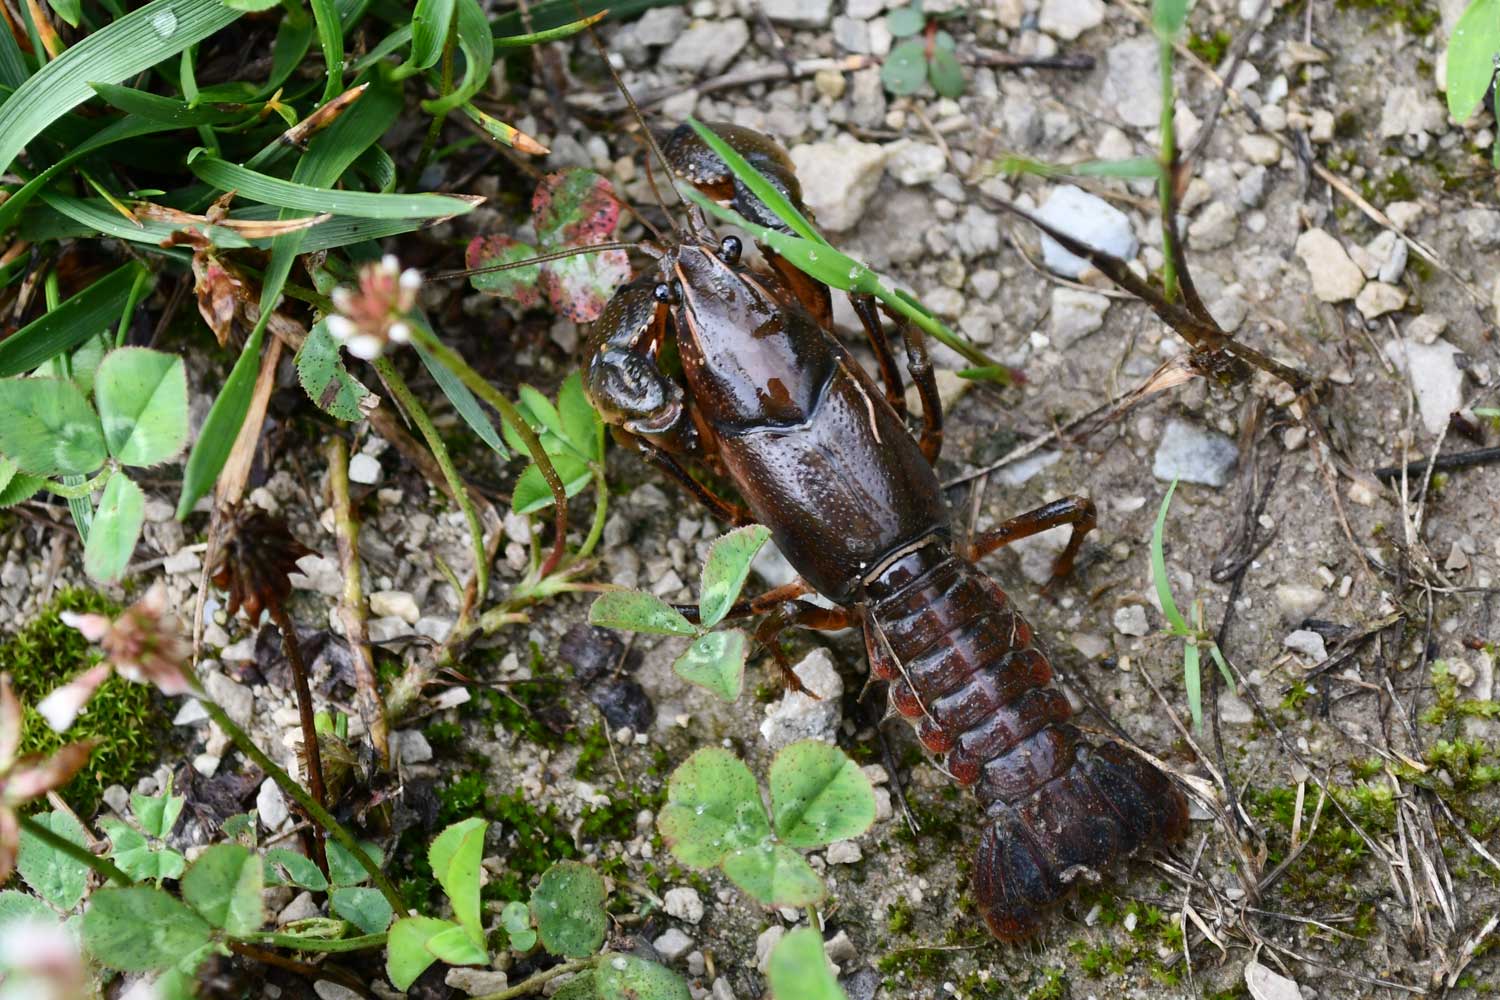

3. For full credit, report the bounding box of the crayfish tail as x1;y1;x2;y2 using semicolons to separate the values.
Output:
973;741;1189;941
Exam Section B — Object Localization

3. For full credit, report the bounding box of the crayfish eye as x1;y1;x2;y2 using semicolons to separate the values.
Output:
652;282;676;304
718;235;743;264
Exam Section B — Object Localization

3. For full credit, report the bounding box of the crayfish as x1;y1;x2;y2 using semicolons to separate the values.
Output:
572;121;1190;941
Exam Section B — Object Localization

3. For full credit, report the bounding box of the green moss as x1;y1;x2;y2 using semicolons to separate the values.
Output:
1335;0;1439;35
1422;660;1500;726
5;588;164;817
1027;967;1067;1000
474;678;570;750
1186;30;1231;66
886;899;915;935
423;720;464;753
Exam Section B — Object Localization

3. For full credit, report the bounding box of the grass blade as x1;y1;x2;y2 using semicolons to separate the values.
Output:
0;15;27;87
1184;639;1202;731
414;333;509;461
176;325;263;519
410;0;456;71
1150;478;1189;634
493;9;605;47
0;264;140;376
419;0;490;116
685;116;825;246
309;0;344;102
0;0;243;176
189;154;477;219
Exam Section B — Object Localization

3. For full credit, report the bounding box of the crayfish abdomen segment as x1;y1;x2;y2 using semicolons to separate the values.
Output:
867;548;1189;941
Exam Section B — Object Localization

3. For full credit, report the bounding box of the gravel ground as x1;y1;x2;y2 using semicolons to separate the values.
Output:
11;0;1500;997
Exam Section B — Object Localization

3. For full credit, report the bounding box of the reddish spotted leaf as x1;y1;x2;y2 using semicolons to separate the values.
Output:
532;168;623;246
542;247;631;323
465;235;544;309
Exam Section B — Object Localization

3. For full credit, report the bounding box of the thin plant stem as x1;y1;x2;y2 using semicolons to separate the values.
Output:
473;958;595;1000
325;436;390;765
574;469;609;562
41;466;115;499
408;326;570;577
375;356;490;600
197;697;406;913
411;17;458;186
1157;35;1178;304
268;601;330;877
245;931;388;953
16;813;133;886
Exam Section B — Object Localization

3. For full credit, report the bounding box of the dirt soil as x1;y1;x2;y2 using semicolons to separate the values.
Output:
13;0;1500;997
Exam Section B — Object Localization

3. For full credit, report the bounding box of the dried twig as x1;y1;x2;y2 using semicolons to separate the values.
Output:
325;436;389;766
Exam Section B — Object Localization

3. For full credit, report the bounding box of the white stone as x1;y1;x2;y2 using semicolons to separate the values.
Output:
660;19;749;76
1113;605;1150;637
1294;229;1365;303
1049;287;1110;347
1219;693;1254;725
163;549;201;575
173;700;209;725
1238;134;1281;165
314;983;363;1000
1188;201;1239;250
1274;584;1325;621
1037;0;1104;40
1379;86;1447;138
1383;338;1466;435
277;891;320;925
1104;38;1161;128
204;671;254;727
1035;185;1138;278
665;887;705;924
445;968;510;995
653;927;695;963
760;0;833;26
760;648;844;749
1283;629;1328;662
348;453;382;485
886;141;946;186
257;777;290;830
1245;961;1304;1000
826;840;863;864
393;729;434;764
1407;314;1448;345
369;590;420;624
1355;281;1407;320
755;926;786;975
1152;419;1238;487
789;139;891;232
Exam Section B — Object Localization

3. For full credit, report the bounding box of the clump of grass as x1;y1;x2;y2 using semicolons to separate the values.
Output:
1150;479;1235;730
4;588;164;816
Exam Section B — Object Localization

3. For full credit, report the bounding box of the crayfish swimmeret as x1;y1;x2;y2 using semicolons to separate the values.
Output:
582;122;1189;941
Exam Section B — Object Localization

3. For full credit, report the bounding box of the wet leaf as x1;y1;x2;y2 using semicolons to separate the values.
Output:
84;472;145;583
181;844;264;936
82;886;212;972
1447;0;1500;120
264;848;329;891
595;953;691;1000
331;886;392;934
17;810;89;910
768;928;845;1000
0;376;106;476
721;843;825;907
769;740;876;848
512;453;593;515
589;591;696;637
698;525;771;628
326;839;382;887
533;168;623;247
529;860;607;958
465;235;545;308
672;629;748;702
928;46;964;98
541;247;633;323
500;899;537;951
658;747;770;868
387;916;457;990
297;321;378;422
100;818;186;882
429;817;487;947
93;347;185;464
881;39;928;95
886;5;924;37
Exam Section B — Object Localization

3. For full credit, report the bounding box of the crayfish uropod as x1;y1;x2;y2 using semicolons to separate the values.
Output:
583;122;1190;941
